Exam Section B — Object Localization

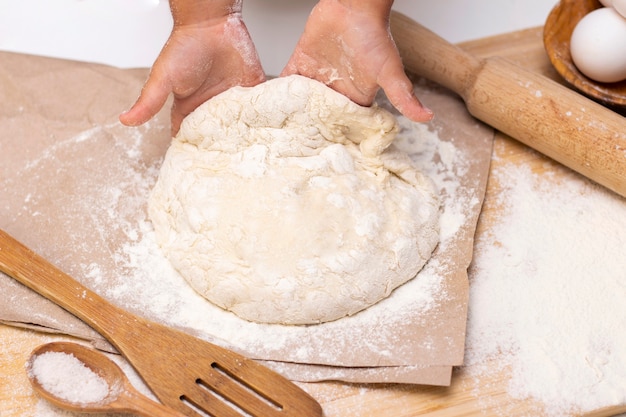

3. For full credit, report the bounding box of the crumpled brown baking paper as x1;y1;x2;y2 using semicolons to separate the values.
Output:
0;51;493;386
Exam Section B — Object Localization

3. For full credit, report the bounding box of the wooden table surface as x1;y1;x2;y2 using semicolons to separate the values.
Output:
2;26;625;417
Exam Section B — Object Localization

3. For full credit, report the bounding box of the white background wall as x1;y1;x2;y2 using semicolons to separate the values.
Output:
0;0;558;75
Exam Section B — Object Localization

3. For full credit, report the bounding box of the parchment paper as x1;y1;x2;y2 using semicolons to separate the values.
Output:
0;51;493;386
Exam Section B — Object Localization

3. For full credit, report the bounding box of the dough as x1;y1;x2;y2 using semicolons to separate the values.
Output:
148;75;440;325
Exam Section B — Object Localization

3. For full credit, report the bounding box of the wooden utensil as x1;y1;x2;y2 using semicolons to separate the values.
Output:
390;11;626;199
0;229;322;417
543;0;626;107
27;342;186;417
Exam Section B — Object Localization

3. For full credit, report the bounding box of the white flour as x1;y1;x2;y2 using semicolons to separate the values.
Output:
466;161;626;416
101;113;466;365
2;91;473;370
1;104;473;416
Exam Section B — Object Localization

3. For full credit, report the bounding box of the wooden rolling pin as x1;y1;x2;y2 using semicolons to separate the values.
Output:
390;11;626;198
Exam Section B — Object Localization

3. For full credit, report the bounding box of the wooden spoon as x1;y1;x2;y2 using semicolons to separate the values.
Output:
27;342;185;417
0;229;323;417
543;0;626;107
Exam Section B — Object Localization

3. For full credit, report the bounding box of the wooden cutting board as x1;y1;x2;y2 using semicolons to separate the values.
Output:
1;26;624;417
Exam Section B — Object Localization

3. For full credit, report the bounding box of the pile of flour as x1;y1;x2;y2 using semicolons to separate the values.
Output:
466;161;626;416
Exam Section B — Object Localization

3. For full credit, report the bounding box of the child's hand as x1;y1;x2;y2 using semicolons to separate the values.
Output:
281;0;433;122
120;3;265;135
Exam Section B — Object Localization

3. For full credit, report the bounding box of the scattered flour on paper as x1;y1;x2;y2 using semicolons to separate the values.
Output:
101;114;471;364
3;106;470;365
10;96;626;416
465;161;626;416
3;99;477;416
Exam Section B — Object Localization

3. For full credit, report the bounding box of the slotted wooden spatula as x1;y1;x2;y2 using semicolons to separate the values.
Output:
0;229;322;417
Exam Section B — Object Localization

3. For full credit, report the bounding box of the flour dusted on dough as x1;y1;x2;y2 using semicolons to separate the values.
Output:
148;75;440;325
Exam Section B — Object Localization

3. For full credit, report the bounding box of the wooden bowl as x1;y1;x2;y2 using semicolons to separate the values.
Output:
543;0;626;107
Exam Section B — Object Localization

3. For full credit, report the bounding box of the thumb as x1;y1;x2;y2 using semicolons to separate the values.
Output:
119;73;171;127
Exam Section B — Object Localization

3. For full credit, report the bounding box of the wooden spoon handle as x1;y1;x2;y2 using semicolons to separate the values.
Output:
117;389;188;417
391;11;626;198
0;229;126;341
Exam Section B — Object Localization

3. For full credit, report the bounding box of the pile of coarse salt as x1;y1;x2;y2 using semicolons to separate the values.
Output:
29;351;109;406
466;161;626;416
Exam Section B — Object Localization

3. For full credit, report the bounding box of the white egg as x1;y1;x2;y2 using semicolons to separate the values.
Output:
570;7;626;83
599;0;613;6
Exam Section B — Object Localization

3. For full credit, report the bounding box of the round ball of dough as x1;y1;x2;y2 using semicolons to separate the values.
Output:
148;75;440;325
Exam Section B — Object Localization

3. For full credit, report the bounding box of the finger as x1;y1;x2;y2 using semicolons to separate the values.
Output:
119;72;172;127
378;62;434;122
